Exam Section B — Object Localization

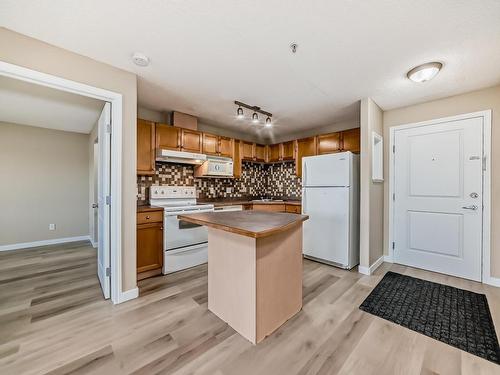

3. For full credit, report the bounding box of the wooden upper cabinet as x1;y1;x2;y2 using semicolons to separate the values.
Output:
156;123;181;151
254;144;266;162
233;140;242;178
317;132;341;154
295;137;316;177
137;119;155;175
268;144;282;162
241;141;254;160
181;129;202;153
341;128;361;153
202;133;219;155
218;136;233;158
282;140;295;160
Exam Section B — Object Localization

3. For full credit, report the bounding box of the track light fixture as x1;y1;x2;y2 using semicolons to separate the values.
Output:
234;101;272;127
236;106;244;119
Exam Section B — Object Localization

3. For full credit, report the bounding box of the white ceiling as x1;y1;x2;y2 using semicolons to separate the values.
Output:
1;1;500;138
0;76;104;133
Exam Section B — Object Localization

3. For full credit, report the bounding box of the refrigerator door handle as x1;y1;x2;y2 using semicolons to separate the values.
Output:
303;161;307;186
302;189;307;214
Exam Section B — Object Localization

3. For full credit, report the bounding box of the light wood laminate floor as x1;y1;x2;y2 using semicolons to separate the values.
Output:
0;241;499;374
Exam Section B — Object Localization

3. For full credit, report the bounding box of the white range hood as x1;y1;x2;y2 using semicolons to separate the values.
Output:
156;149;207;165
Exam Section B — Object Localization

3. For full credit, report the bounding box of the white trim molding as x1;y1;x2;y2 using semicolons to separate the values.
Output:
358;256;385;276
388;110;493;286
0;236;90;252
0;60;128;303
117;287;139;303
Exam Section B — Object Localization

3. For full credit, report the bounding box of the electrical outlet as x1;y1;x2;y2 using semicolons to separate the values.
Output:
49;224;56;231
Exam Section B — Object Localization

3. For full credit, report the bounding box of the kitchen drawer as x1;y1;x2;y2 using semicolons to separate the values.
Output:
285;204;302;214
252;204;286;212
137;210;163;224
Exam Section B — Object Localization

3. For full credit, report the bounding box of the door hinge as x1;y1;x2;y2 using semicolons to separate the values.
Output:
105;267;111;277
106;195;111;205
392;242;395;250
392;144;395;153
483;155;487;171
392;193;395;201
106;122;112;134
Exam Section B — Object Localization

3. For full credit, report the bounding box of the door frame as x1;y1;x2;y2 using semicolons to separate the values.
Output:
387;110;495;286
0;60;127;303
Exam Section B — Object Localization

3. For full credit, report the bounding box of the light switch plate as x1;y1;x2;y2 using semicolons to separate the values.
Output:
49;224;56;231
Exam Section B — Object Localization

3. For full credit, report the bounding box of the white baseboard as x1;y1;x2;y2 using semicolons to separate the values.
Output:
117;287;139;304
358;255;385;276
0;236;91;252
484;276;500;288
91;239;98;248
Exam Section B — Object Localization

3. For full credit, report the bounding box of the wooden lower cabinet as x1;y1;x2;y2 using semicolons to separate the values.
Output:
251;203;301;213
285;204;302;214
137;210;164;280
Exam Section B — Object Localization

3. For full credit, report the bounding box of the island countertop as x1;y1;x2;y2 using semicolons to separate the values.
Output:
178;211;308;239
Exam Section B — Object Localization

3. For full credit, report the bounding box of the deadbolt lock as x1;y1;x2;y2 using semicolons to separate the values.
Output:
469;192;479;199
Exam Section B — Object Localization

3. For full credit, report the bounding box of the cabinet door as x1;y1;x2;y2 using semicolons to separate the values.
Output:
254;144;266;162
137;119;155;175
181;129;202;153
218;136;234;158
282;141;295;160
156;123;181;151
317;132;341;154
252;204;286;212
241;141;254;160
268;144;282;162
295;137;317;176
137;222;163;274
341;128;360;153
202;133;219;155
233;140;242;178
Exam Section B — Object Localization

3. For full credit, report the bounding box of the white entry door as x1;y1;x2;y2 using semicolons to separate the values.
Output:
97;102;111;298
393;116;483;281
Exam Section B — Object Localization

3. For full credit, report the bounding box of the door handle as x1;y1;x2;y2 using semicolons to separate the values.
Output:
462;205;478;210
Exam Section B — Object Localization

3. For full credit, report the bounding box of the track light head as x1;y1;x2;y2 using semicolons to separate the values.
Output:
236;106;244;119
265;116;272;127
252;112;259;123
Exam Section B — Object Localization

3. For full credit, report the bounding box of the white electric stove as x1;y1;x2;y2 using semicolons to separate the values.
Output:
149;186;214;274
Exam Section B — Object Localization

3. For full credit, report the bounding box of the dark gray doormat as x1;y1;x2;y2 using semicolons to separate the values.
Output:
359;271;500;364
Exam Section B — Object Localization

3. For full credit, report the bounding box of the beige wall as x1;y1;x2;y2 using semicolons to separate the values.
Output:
359;99;384;268
383;84;500;278
0;28;138;291
0;122;89;245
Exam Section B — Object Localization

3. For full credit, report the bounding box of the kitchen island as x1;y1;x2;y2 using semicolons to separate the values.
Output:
178;211;308;344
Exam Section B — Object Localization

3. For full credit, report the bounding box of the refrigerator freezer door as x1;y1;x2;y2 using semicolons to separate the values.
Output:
302;152;351;187
302;187;350;266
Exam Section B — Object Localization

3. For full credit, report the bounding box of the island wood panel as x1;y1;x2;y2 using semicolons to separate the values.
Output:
207;224;302;344
218;136;233;157
341;127;361;153
155;123;181;151
181;129;202;153
202;133;219;155
137;118;156;175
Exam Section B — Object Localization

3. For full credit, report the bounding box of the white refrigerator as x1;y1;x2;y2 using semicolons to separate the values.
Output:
302;151;359;269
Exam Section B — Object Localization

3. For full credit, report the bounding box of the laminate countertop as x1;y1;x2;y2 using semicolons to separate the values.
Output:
198;199;301;207
177;211;308;238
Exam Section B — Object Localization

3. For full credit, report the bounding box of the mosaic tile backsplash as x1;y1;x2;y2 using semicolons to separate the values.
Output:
137;161;302;203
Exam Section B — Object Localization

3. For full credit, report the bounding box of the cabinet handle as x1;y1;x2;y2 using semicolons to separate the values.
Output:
160;227;163;230
146;215;151;219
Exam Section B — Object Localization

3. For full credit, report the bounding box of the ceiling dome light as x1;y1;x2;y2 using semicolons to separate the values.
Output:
265;116;272;127
252;112;259;123
132;52;150;67
236;106;244;119
407;62;442;83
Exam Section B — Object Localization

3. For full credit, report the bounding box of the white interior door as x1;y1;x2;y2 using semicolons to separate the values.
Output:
97;102;111;298
393;116;483;281
303;187;350;266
